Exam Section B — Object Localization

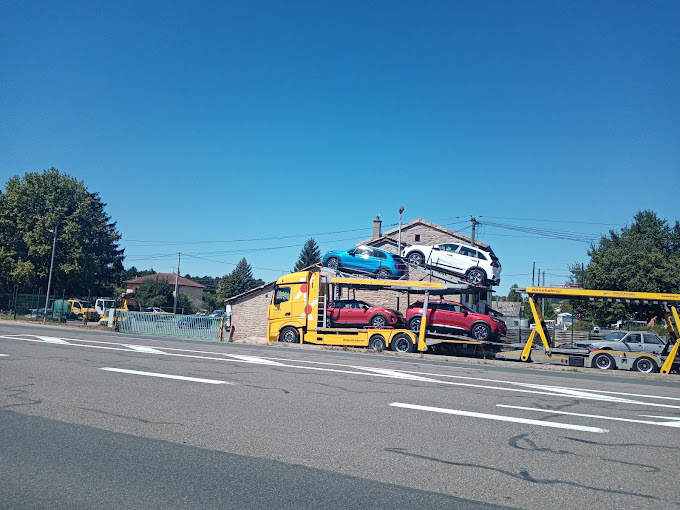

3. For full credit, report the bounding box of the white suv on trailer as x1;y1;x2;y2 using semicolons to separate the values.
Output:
401;242;501;285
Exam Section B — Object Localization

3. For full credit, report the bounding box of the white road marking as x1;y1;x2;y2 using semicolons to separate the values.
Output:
100;368;232;384
497;405;680;428
37;336;71;344
224;354;287;366
3;334;678;411
357;367;444;382
125;345;168;355
391;402;608;433
638;415;680;426
0;354;8;356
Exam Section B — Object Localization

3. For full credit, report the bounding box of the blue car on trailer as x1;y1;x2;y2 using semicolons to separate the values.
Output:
322;245;407;279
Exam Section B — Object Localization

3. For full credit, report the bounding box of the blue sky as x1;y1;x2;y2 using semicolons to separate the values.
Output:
1;0;678;295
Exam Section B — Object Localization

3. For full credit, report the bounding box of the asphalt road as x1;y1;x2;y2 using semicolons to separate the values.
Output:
1;321;679;509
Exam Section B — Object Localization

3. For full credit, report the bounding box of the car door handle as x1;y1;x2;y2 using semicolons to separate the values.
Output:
285;312;290;316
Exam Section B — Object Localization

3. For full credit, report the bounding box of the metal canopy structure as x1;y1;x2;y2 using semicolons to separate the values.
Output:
518;286;680;374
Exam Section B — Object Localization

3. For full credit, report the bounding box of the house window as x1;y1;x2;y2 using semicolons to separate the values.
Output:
414;234;420;242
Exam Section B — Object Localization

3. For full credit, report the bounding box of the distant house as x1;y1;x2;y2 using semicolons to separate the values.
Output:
358;216;492;255
124;273;205;310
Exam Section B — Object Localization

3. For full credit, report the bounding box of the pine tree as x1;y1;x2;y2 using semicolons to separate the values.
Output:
217;258;259;299
293;238;321;272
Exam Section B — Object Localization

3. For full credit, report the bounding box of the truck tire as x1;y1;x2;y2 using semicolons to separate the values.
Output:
632;357;658;373
368;334;386;352
592;352;616;370
391;333;414;353
279;327;299;344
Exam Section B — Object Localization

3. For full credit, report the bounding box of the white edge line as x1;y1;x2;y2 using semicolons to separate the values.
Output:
391;402;608;433
100;367;232;385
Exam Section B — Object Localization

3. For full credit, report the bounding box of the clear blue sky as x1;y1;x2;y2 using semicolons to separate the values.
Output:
2;0;678;295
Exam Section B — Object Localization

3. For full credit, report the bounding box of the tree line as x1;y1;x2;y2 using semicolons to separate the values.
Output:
0;169;323;310
504;211;680;327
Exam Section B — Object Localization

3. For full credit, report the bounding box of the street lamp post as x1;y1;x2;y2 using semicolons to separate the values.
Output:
43;223;58;324
398;206;404;254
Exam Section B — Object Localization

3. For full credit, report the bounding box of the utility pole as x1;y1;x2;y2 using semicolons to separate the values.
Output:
43;224;58;324
173;252;180;314
397;206;404;254
470;217;478;246
468;216;479;309
541;270;546;316
532;262;535;286
581;263;585;288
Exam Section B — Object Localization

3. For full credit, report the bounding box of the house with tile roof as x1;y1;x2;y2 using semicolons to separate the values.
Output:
124;273;205;310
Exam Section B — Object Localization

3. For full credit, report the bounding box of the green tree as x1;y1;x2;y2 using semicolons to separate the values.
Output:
507;284;522;302
135;278;174;308
0;168;124;294
176;292;195;314
202;292;221;311
217;258;263;299
293;238;321;271
574;211;680;324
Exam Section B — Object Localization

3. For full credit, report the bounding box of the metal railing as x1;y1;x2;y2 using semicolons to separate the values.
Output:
116;311;223;340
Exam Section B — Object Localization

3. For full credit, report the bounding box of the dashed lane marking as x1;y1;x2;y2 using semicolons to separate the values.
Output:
100;367;232;384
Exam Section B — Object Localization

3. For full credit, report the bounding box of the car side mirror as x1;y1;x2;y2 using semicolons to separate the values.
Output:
348;249;356;256
432;245;440;251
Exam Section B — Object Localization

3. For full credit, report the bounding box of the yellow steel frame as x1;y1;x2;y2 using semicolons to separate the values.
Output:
520;297;553;361
661;307;680;374
520;286;680;373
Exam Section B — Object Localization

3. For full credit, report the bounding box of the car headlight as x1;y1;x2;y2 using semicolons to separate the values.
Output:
491;317;502;323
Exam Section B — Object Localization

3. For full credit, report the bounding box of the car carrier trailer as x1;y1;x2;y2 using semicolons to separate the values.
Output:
267;269;497;353
495;287;680;374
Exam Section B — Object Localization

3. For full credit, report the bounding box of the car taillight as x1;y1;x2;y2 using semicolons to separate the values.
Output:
491;261;500;268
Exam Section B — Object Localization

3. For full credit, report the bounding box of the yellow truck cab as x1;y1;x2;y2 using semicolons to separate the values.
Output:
67;298;99;321
268;271;419;352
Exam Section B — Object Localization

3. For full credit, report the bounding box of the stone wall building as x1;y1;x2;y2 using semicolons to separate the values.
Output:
224;282;275;343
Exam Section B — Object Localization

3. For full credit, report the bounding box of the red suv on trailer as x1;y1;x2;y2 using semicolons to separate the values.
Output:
405;299;506;341
327;300;404;328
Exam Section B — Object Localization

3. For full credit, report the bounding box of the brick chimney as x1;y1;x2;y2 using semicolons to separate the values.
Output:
372;215;382;239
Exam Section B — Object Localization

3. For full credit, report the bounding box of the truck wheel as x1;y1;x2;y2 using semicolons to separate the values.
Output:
368;334;386;352
279;327;299;343
592;353;616;370
632;357;657;373
391;333;414;353
470;322;491;341
370;315;387;328
324;257;340;270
